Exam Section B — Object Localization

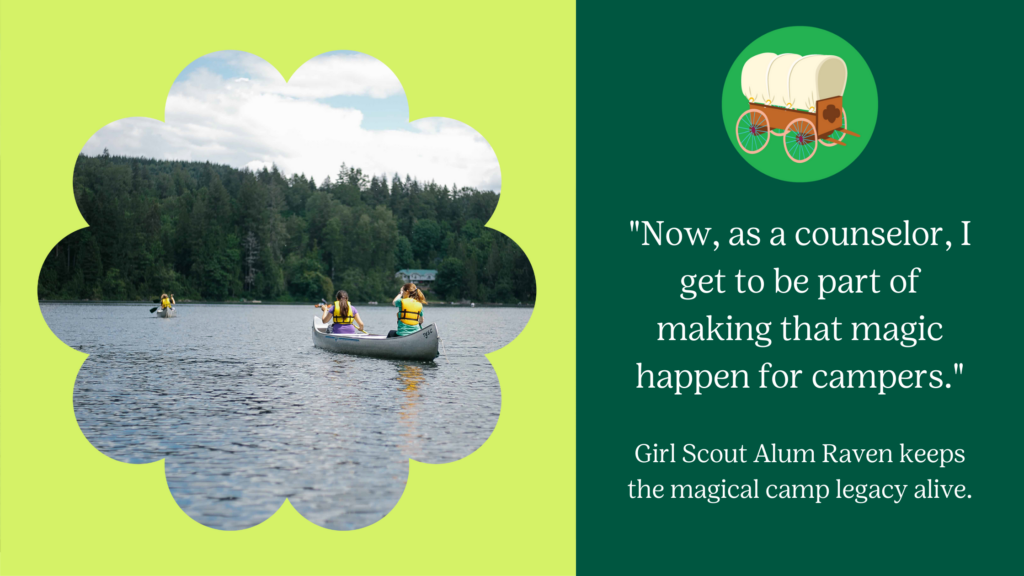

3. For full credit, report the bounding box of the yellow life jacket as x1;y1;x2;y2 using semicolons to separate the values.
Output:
398;298;423;325
333;301;354;324
161;297;170;309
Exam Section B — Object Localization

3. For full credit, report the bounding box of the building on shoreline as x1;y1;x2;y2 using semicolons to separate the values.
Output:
395;269;437;287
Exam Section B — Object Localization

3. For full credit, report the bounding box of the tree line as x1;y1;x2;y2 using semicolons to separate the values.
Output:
39;152;535;303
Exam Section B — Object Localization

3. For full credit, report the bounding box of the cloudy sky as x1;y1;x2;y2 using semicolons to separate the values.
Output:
83;51;501;191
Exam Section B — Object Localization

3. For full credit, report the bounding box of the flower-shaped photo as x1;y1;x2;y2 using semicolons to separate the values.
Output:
39;51;534;530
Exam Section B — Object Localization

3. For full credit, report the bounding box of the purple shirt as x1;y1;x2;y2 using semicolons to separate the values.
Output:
326;304;359;334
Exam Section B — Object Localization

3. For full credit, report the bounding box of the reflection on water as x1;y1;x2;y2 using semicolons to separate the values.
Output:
399;364;425;457
43;303;530;530
398;363;426;392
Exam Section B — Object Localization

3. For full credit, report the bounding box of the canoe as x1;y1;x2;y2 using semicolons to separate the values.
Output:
156;307;176;318
312;316;439;361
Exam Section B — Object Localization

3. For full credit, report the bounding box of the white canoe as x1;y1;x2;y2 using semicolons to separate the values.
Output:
312;316;439;361
156;307;176;318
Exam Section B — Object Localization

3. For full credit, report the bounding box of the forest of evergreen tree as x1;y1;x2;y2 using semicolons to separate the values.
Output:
38;152;535;303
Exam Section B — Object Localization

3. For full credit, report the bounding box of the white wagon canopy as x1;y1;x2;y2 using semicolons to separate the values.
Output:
741;53;847;112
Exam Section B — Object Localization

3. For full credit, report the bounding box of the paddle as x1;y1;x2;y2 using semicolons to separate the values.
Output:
149;306;159;313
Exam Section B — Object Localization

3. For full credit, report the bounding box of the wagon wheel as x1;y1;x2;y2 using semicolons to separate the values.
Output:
735;110;770;154
783;118;817;163
819;108;847;147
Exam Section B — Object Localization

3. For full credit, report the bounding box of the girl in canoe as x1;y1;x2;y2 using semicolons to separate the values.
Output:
316;290;365;334
160;293;175;310
389;283;427;338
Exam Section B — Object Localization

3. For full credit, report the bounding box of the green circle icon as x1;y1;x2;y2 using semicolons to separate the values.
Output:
722;27;878;182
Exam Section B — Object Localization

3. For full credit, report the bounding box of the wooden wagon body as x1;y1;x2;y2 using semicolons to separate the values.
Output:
753;95;844;141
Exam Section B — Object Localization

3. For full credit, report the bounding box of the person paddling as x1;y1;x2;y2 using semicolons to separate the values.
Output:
389;283;426;338
316;290;365;334
161;293;175;310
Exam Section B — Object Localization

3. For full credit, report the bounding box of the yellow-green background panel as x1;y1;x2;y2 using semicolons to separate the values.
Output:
0;1;576;574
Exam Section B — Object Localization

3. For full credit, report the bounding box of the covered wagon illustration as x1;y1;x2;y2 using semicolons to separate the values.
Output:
736;53;860;163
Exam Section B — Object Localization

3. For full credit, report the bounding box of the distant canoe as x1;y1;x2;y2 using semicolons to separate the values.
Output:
312;317;439;361
156;307;176;318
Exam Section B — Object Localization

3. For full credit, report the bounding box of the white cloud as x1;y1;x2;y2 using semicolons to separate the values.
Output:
82;51;500;191
277;52;405;99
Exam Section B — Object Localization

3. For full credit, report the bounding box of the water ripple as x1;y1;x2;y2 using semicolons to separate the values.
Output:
43;303;529;530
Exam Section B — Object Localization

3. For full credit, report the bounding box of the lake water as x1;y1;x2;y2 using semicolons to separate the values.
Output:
42;302;531;530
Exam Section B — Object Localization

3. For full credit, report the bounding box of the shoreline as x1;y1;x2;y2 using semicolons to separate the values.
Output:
39;300;535;308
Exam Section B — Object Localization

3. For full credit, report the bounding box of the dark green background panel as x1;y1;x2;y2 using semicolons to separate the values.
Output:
578;4;1020;574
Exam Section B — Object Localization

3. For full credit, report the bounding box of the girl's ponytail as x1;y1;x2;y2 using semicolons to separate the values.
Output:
335;289;350;318
401;283;427;304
